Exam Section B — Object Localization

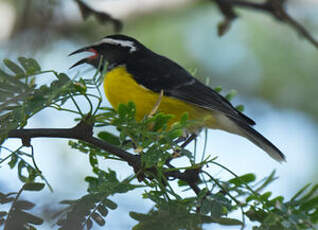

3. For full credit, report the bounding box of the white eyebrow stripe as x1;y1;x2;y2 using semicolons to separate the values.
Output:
95;38;137;53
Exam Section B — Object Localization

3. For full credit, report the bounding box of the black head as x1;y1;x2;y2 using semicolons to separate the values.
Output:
69;34;146;70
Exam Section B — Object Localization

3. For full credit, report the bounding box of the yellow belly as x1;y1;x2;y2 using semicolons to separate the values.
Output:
103;66;216;129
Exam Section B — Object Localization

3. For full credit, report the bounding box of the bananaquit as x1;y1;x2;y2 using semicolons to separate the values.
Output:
70;34;285;162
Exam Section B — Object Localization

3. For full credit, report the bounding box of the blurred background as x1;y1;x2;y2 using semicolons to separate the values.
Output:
1;0;318;229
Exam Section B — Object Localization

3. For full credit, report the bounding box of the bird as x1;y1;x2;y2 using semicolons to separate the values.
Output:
69;34;285;162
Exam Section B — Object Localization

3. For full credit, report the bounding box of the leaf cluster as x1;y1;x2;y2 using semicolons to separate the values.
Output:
130;199;242;230
0;58;79;143
56;169;138;230
1;57;318;230
0;183;44;230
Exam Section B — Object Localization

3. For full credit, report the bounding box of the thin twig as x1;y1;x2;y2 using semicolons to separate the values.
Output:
3;185;24;230
30;145;54;192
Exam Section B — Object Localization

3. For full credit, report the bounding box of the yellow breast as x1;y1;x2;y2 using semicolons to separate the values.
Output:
103;66;216;128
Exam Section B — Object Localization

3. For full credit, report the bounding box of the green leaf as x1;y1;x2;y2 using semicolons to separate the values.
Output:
18;161;28;182
179;149;193;159
18;57;41;74
268;196;284;207
214;86;222;93
8;154;18;169
149;113;172;131
142;146;163;168
18;210;44;225
255;170;277;192
0;192;14;204
310;209;318;221
15;200;35;210
180;112;189;124
246;208;267;222
166;127;183;140
102;198;117;210
197;187;209;201
228;173;256;186
85;176;99;191
23;182;45;191
300;197;318;211
117;102;136;121
260;192;272;201
56;73;70;83
130;212;149;221
201;216;243;226
131;199;240;230
225;89;237;101
4;58;25;75
235;104;244;112
91;212;105;226
60;199;76;205
177;179;188;187
73;78;87;94
200;193;232;217
299;184;318;202
97;204;108;217
98;131;120;146
0;68;26;88
246;194;258;203
89;152;98;168
290;183;311;201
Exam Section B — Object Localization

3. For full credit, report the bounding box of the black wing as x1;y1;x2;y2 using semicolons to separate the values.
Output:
125;52;255;126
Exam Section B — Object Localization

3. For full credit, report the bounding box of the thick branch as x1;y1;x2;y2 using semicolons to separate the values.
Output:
6;123;202;195
217;0;276;13
7;123;139;167
74;0;122;32
212;0;318;49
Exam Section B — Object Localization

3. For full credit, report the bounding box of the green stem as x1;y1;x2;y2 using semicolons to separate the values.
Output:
201;128;208;162
84;94;93;114
49;105;81;115
69;94;83;115
211;161;265;206
0;146;23;164
202;170;246;229
30;145;53;192
4;185;25;230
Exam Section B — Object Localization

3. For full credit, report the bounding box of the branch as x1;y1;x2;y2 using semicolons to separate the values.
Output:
212;0;318;49
74;0;123;32
6;122;203;195
7;122;139;167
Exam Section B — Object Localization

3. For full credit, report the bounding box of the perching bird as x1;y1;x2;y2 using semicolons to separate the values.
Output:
70;34;285;162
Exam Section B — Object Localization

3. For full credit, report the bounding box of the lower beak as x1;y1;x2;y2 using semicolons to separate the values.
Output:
69;46;97;69
69;58;90;69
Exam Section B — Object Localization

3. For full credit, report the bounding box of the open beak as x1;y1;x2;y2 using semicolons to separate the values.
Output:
69;46;99;69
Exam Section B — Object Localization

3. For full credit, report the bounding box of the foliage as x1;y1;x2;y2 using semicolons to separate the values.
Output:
0;57;77;144
1;57;318;230
0;182;45;230
56;169;137;230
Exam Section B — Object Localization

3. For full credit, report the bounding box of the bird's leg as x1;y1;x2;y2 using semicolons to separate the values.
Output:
148;89;164;118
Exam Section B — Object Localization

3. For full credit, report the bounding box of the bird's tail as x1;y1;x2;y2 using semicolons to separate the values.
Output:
234;120;286;162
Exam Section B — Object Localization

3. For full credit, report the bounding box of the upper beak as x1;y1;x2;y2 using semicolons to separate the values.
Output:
69;46;97;69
